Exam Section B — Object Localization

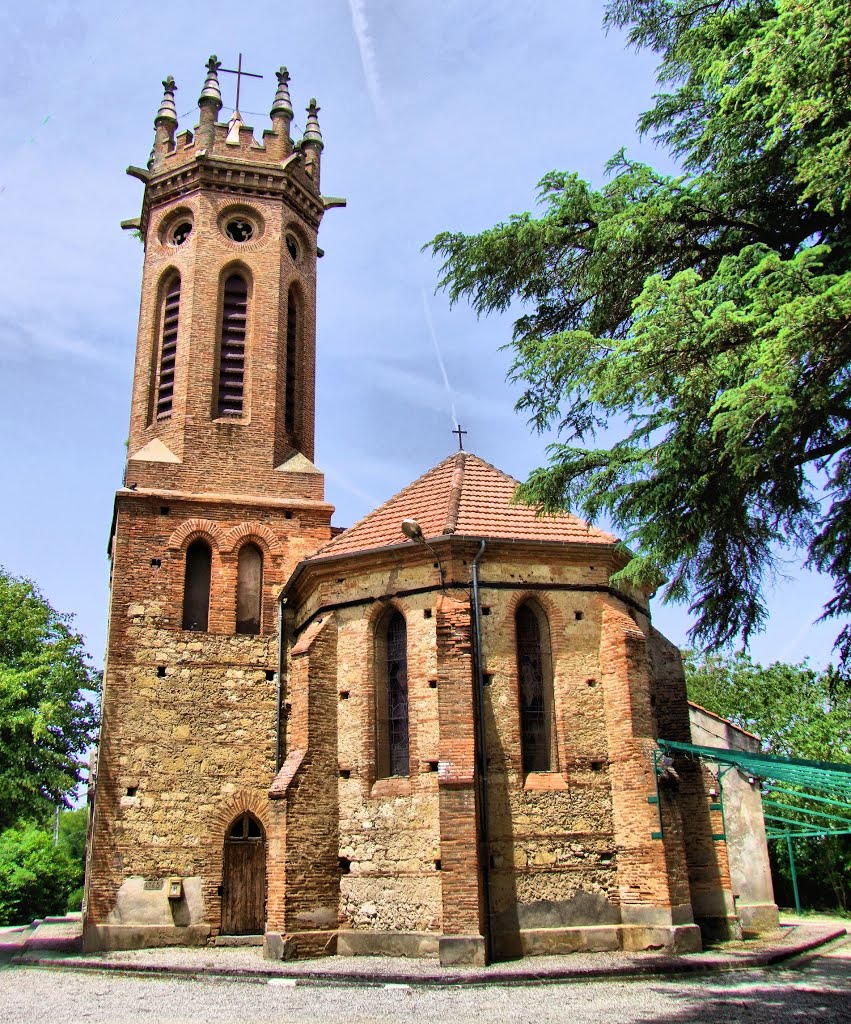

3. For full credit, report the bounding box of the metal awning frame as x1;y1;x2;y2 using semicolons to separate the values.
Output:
656;738;851;838
657;737;851;912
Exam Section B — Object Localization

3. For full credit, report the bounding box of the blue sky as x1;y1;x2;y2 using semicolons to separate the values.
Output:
0;0;840;671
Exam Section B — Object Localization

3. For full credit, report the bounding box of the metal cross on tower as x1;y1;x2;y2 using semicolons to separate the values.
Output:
220;53;263;114
453;424;468;450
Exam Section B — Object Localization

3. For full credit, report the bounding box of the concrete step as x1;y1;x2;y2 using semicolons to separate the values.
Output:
214;934;264;947
6;914;83;960
0;925;36;962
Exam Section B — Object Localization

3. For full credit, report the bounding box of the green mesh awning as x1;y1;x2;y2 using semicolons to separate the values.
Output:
657;738;851;839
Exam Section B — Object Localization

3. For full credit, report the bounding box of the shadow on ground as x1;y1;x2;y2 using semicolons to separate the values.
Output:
637;955;851;1024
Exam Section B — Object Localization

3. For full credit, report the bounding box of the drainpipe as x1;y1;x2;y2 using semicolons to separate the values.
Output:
275;597;287;771
470;539;493;962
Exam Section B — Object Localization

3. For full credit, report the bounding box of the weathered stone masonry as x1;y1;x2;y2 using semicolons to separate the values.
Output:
85;58;746;963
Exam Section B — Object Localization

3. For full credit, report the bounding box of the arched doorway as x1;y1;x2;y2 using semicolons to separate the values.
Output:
221;811;266;935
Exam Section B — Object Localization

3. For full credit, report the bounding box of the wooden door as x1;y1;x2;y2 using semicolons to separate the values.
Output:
221;813;266;935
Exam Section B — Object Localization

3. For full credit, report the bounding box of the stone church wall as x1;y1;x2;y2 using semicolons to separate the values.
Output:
475;555;622;953
85;493;329;950
289;542;712;956
334;588;444;939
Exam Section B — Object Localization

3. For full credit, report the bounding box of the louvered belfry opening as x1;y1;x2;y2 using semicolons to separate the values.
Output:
156;275;180;420
217;273;248;417
284;288;297;435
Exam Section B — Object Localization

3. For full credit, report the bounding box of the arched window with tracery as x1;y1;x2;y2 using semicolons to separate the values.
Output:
236;543;263;635
155;273;180;420
217;273;248;417
182;539;211;632
284;287;298;435
376;610;409;778
516;602;556;772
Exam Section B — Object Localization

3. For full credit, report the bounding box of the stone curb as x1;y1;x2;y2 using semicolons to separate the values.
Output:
7;927;847;987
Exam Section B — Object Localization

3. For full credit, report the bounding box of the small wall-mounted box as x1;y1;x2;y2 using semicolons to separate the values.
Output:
167;876;183;900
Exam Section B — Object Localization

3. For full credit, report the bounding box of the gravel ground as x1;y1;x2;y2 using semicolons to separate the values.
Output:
15;920;844;982
1;940;849;1024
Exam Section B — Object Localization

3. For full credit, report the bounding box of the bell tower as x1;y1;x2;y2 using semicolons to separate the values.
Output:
84;58;343;951
124;57;344;494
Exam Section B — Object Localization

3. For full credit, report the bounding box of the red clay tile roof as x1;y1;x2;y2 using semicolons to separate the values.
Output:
312;452;616;559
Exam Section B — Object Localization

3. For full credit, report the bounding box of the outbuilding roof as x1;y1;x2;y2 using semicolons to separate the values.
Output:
311;451;616;559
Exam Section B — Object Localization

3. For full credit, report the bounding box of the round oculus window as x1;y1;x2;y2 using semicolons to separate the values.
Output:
171;221;192;246
225;218;254;243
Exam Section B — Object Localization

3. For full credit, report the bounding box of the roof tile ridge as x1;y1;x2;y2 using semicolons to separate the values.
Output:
465;452;616;541
442;451;467;536
464;451;522;488
310;454;460;557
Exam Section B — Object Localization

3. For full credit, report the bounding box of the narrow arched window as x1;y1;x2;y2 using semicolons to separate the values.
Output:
217;273;248;417
516;603;556;772
284;288;298;435
182;540;211;632
156;274;180;420
236;543;263;635
376;610;409;778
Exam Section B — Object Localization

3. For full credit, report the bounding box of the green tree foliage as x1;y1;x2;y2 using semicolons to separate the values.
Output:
0;822;82;925
685;651;851;761
57;806;88;870
57;807;89;913
0;569;100;831
429;0;851;660
685;651;851;909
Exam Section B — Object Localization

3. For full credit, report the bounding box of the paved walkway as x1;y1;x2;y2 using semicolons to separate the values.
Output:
6;915;848;986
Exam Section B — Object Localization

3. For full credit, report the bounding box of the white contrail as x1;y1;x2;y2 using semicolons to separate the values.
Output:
346;0;389;127
421;288;459;428
776;603;826;666
345;1;459;428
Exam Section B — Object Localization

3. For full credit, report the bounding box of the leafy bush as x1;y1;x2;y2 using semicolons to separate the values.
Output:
0;568;100;832
65;886;85;913
0;822;83;925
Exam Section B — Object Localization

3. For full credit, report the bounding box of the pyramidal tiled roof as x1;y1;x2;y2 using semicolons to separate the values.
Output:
311;452;616;559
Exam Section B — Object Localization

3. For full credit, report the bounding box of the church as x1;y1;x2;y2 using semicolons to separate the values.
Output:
83;57;758;965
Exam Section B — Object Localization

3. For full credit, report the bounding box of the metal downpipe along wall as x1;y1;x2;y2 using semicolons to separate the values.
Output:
470;539;493;962
275;597;286;771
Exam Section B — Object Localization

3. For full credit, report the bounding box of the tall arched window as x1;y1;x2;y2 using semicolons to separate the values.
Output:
236;543;263;635
284;287;298;435
516;603;556;772
182;540;211;632
155;274;180;420
376;610;409;778
217;273;248;417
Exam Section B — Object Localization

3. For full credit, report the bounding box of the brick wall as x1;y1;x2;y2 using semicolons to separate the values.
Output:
598;599;693;922
267;615;340;955
650;629;738;938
